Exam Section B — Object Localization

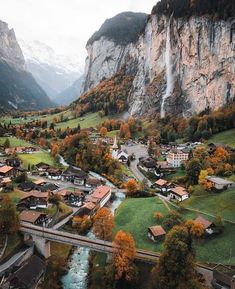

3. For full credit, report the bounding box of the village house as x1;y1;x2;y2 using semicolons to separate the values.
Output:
89;185;112;208
20;210;49;226
57;189;84;207
76;202;98;217
169;186;189;202
0;177;12;188
138;157;157;173
85;177;102;189
205;176;234;191
35;162;50;173
166;149;190;168
148;225;166;242
61;166;88;185
17;191;49;210
194;216;215;235
154;179;174;194
5;157;21;167
47;168;62;180
0;165;15;177
18;182;35;192
155;161;176;177
5;146;37;155
3;255;46;289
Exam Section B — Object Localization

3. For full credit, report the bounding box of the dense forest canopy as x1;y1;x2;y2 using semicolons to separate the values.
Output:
87;12;147;46
152;0;235;20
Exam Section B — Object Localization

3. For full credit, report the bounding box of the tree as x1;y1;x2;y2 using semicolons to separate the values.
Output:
0;197;19;234
51;143;60;157
150;225;206;289
162;211;183;230
125;179;138;197
186;158;202;185
154;212;163;222
112;230;136;281
198;170;208;189
99;126;108;137
93;208;114;241
186;220;204;238
3;138;10;149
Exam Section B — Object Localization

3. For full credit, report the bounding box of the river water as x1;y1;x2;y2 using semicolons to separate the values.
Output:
61;191;125;289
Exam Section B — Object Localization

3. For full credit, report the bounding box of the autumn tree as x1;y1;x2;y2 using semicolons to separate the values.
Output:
154;212;163;222
198;170;208;189
51;143;60;157
72;215;92;234
162;211;183;230
185;220;204;238
93;208;114;241
186;158;202;185
150;225;206;289
0;197;19;235
125;179;138;197
112;230;137;281
99;126;108;137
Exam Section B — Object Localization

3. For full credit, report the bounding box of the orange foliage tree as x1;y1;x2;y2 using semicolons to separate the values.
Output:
112;230;136;281
99;126;108;137
51;143;60;157
125;179;138;197
93;208;114;241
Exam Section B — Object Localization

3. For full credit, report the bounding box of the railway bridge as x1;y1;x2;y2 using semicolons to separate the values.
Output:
20;222;161;261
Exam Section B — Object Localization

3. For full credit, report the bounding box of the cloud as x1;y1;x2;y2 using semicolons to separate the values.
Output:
0;0;157;61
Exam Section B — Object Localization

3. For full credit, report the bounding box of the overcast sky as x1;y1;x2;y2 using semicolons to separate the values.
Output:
1;0;157;63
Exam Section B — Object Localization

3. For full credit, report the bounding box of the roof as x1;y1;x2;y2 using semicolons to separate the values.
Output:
91;185;111;200
194;216;213;229
33;179;46;185
206;176;234;186
83;201;97;210
86;178;101;186
170;186;188;197
1;177;12;184
148;225;166;237
20;210;47;223
20;191;49;201
0;165;13;174
140;157;156;168
8;255;45;288
35;162;50;168
62;166;88;179
58;189;83;197
155;179;168;186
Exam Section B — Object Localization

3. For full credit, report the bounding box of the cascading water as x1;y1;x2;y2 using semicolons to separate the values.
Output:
160;15;174;118
61;191;125;289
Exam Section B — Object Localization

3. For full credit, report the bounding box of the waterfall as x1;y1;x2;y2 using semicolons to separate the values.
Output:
160;15;174;118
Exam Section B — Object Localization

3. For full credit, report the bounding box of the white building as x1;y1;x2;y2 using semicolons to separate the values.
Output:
167;149;189;168
111;136;128;163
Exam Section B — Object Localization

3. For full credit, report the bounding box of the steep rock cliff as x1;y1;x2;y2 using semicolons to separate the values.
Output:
0;20;53;111
81;11;235;117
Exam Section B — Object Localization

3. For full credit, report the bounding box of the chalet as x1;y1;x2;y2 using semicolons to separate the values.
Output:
0;165;15;177
5;157;21;167
205;176;234;191
0;177;12;187
18;182;35;192
57;189;84;207
47;168;62;180
90;185;111;208
166;149;190;168
155;161;176;176
169;186;189;202
35;162;50;172
138;157;157;173
61;166;88;185
37;183;59;193
17;191;49;210
5;255;46;289
148;225;166;242
33;179;47;186
212;264;235;289
5;146;37;155
77;202;97;217
85;177;102;189
154;179;174;193
20;210;49;226
194;216;215;235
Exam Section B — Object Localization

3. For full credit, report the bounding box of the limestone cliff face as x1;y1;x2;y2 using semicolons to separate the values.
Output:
82;14;235;117
0;20;25;70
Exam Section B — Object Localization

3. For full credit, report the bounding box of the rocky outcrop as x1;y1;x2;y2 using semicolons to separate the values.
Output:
81;12;235;117
0;20;53;111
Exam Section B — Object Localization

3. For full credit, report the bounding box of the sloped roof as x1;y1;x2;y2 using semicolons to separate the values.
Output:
148;225;166;237
194;216;213;229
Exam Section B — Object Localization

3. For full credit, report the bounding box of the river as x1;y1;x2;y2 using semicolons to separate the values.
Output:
61;191;125;289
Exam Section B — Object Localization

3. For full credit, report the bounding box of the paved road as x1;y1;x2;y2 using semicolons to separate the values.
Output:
122;144;151;185
0;247;30;275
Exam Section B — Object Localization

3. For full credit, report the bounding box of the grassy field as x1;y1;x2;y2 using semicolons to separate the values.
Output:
18;151;55;168
183;188;235;222
55;112;109;130
114;196;235;264
114;197;170;252
0;137;33;147
208;128;235;148
166;168;186;180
